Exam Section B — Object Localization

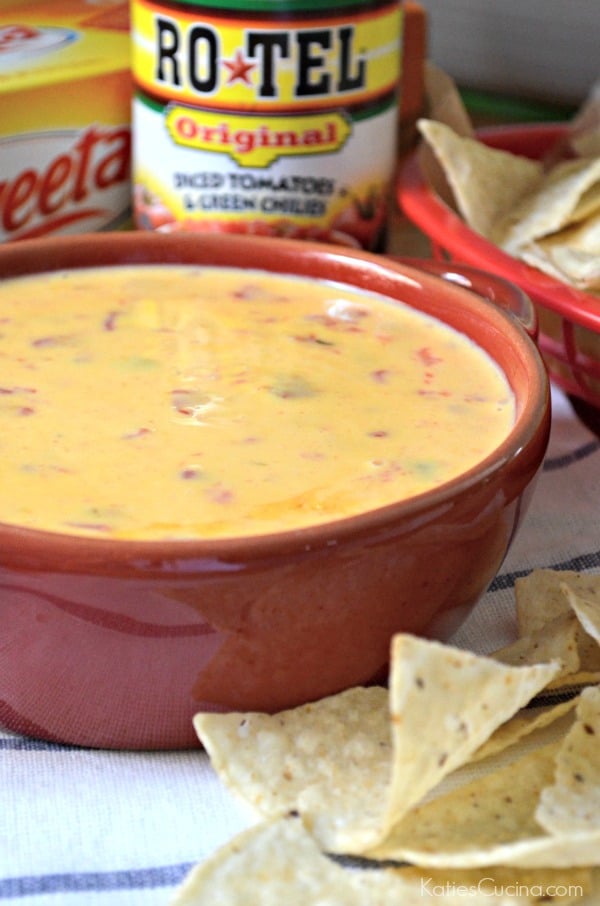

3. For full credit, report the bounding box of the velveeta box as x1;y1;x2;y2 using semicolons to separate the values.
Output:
0;0;132;242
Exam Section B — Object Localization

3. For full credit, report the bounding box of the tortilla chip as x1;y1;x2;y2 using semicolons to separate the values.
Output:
520;242;579;285
170;815;592;905
415;70;600;296
495;157;600;254
569;181;600;223
471;698;578;764
548;246;600;292
169;817;386;906
572;128;600;159
546;672;600;694
516;570;581;632
368;741;600;869
527;212;600;291
519;235;600;296
550;207;600;256
424;62;474;139
186;556;600;897
378;636;561;845
535;686;600;835
417;67;476;207
417;118;543;239
492;611;580;676
567;81;600;159
561;578;600;644
194;685;391;837
515;570;600;672
195;635;560;855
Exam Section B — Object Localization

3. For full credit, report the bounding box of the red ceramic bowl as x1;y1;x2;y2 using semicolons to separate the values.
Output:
0;232;550;750
398;123;600;414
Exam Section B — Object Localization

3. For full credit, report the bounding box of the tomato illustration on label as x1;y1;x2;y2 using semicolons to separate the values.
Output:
332;185;389;250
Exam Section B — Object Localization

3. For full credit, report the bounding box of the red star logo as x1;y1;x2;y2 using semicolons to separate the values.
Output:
223;48;255;85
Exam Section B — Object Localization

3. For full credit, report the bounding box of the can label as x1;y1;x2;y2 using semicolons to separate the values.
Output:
132;0;402;249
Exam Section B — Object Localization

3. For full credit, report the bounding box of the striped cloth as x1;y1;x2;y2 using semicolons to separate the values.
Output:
2;384;599;905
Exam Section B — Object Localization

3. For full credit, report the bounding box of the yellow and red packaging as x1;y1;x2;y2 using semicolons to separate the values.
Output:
0;0;131;242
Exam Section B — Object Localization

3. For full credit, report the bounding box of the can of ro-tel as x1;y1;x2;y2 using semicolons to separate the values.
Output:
131;0;402;251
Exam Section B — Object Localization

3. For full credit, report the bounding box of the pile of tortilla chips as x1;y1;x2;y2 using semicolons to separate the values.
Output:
171;569;600;904
416;72;600;296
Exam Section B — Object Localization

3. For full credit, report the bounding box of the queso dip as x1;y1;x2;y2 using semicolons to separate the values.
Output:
0;265;515;539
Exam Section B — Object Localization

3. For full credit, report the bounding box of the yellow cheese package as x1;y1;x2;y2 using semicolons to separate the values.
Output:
0;0;132;242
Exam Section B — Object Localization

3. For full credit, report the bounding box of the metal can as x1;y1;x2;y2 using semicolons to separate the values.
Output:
131;0;402;250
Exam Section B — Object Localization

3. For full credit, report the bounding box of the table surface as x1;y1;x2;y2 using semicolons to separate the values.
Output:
3;207;600;904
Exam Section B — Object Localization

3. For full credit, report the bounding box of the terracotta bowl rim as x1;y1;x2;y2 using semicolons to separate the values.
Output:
0;231;550;561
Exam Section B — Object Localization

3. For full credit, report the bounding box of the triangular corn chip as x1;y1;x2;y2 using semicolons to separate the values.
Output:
496;157;600;254
492;611;580;676
170;815;593;905
369;742;600;869
561;578;600;643
377;635;560;845
536;686;600;834
516;570;600;672
194;685;392;838
417;118;543;239
195;635;560;854
471;698;577;763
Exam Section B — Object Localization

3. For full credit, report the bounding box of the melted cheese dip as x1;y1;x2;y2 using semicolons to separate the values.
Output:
0;265;515;539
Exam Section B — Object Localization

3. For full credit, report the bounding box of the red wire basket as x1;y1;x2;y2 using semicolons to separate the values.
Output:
397;123;600;412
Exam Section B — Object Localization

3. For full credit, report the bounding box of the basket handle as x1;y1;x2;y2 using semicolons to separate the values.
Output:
388;256;538;341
